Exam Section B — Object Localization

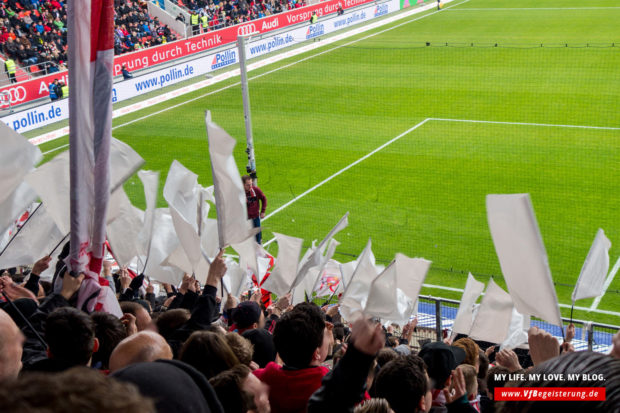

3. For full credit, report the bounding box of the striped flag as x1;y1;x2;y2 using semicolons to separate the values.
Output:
67;0;115;312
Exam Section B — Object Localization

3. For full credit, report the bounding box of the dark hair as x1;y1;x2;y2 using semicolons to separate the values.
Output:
374;355;428;413
91;312;127;370
497;351;620;412
273;302;325;368
179;331;240;379
0;367;154;413
154;309;190;340
209;364;254;413
333;322;345;342
225;333;254;366
241;175;252;183
45;307;96;366
376;348;399;368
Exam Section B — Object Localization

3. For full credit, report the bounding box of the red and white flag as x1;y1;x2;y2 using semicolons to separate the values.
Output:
67;0;115;313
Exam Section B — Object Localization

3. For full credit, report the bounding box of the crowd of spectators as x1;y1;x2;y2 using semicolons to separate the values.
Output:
186;0;307;34
0;0;178;79
0;244;619;413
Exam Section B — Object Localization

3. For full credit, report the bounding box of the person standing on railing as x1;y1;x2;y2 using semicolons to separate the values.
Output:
4;58;16;83
243;175;267;244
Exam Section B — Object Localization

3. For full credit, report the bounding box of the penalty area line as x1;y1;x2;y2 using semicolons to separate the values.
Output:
261;118;431;246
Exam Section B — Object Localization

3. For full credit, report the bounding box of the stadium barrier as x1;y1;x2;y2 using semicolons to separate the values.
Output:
315;295;618;354
0;0;382;107
1;0;402;133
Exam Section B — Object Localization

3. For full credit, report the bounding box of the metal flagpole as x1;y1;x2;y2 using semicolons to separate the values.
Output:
237;33;258;185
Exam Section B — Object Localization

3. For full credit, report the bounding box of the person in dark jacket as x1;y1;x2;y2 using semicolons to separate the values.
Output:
242;175;267;244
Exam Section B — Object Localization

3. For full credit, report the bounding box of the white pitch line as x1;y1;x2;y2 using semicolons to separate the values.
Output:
32;0;468;150
590;255;620;310
262;118;431;222
429;117;620;131
42;143;69;155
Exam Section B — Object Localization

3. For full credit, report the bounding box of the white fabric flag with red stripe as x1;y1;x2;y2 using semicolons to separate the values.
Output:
67;0;115;313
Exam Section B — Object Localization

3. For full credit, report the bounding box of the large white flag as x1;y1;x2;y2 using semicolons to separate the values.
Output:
487;194;563;327
143;208;184;286
0;204;64;269
205;114;257;247
365;260;415;323
106;188;143;267
315;259;342;297
261;232;303;296
163;161;209;275
469;279;514;344
292;213;349;290
0;123;41;235
394;253;431;304
572;229;611;304
340;240;377;321
451;273;485;336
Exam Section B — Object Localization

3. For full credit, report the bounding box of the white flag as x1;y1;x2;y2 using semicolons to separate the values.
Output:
205;114;257;247
501;308;530;350
0;123;41;234
0;204;64;269
487;194;563;327
232;236;260;284
0;182;38;237
572;229;611;303
225;259;250;297
365;260;415;323
106;188;142;267
469;279;514;344
451;273;485;336
340;240;377;321
339;260;357;290
138;170;160;260
261;232;303;296
394;253;431;304
315;259;342;297
292;213;349;289
143;208;184;285
163;161;207;274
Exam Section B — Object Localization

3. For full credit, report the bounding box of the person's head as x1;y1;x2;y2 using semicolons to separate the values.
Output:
120;301;152;331
210;364;270;413
452;338;480;371
354;398;394;413
113;359;224;413
273;302;326;368
45;307;98;366
154;308;190;339
456;364;478;400
91;312;127;370
486;366;510;401
0;367;154;413
376;348;399;369
374;355;431;413
242;175;252;191
497;351;620;412
0;309;24;382
179;331;240;379
418;341;466;389
333;322;345;343
225;332;254;366
233;301;264;331
109;330;173;373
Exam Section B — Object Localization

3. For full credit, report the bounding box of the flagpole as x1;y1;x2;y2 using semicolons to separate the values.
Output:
0;203;42;258
48;233;70;257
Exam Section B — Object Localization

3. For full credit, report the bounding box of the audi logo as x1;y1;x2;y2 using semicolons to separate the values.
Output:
237;23;257;36
4;86;28;103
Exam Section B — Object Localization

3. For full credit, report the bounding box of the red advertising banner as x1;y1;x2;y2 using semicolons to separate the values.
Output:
0;0;373;107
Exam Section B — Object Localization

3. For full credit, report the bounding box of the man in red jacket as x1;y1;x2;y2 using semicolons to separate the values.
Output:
252;303;331;413
243;175;267;244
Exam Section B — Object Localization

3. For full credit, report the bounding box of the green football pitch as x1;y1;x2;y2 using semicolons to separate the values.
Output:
36;0;620;323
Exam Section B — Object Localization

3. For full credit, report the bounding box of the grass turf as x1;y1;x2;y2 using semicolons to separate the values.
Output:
37;0;620;323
